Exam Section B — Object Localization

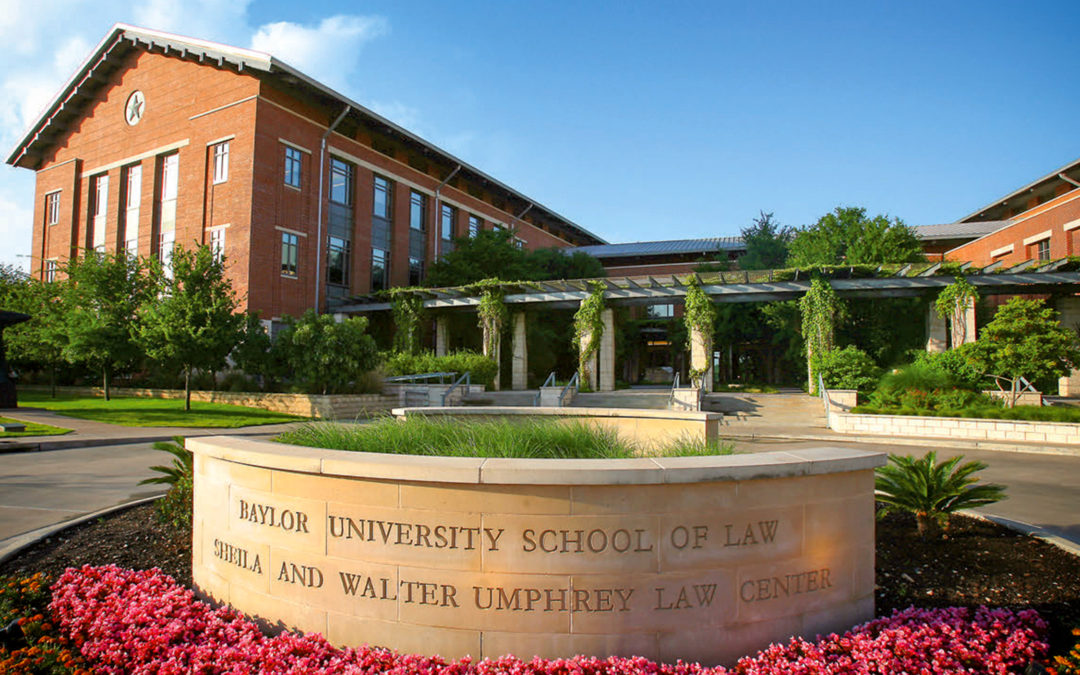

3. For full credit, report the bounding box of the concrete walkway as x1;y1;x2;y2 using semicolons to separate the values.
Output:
0;406;303;452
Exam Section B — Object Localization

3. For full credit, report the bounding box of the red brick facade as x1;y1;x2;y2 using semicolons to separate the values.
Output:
14;27;601;321
946;189;1080;266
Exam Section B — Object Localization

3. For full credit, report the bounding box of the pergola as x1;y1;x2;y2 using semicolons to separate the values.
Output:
332;261;1080;392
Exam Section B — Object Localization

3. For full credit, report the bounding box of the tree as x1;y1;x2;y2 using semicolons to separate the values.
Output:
4;277;67;396
935;277;979;348
276;310;378;394
969;297;1080;406
738;211;793;270
137;246;243;410
787;206;924;267
875;451;1006;538
800;276;842;394
232;312;280;388
61;251;151;400
424;228;606;287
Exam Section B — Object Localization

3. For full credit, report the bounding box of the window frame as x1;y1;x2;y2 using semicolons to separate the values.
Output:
45;191;61;226
209;227;226;262
1037;238;1051;261
284;146;302;189
409;190;426;231
43;259;58;283
440;203;455;241
468;214;481;237
212;142;229;184
373;175;391;220
329;157;354;206
327;235;351;286
371;248;389;292
281;232;299;277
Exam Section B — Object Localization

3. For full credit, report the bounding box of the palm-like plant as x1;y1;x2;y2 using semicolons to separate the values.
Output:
139;436;192;487
875;451;1006;537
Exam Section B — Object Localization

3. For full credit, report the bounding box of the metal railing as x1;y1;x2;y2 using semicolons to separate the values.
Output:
559;372;580;407
441;371;471;406
534;372;558;406
817;372;830;416
385;371;457;384
668;372;680;408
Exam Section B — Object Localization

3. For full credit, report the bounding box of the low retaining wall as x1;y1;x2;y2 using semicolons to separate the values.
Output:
190;436;882;666
392;406;723;449
827;408;1080;446
22;385;397;419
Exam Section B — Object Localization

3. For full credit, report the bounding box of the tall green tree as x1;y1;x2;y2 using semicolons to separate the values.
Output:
4;277;68;396
275;310;378;395
61;251;151;400
787;206;924;266
970;297;1080;406
424;228;606;287
137;246;244;410
738;211;793;270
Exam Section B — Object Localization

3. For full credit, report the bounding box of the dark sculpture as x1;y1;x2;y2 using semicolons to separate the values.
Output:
0;311;30;408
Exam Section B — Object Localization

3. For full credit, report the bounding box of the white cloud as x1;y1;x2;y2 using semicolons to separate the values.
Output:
131;0;252;45
0;174;34;271
250;15;388;90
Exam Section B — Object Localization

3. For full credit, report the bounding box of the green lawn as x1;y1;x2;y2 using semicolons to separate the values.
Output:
0;415;73;438
18;392;304;428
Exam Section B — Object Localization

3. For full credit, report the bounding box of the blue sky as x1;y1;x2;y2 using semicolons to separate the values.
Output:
2;1;1078;267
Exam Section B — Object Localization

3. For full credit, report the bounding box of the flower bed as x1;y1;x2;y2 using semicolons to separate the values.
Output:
47;564;1049;674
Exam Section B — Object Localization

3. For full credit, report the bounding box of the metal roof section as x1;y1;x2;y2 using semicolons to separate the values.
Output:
958;156;1080;223
6;23;607;246
911;221;1010;241
334;260;1080;313
570;237;745;259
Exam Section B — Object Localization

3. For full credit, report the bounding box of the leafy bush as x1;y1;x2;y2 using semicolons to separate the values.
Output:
864;387;996;412
875;451;1006;537
908;345;986;390
275;310;379;395
382;350;498;387
139;437;193;529
814;346;881;391
0;573;87;673
853;402;1080;423
49;565;1049;675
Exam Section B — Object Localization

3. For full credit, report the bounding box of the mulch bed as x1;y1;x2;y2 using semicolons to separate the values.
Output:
2;503;1079;657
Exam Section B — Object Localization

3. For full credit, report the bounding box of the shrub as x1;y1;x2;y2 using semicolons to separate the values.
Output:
382;350;498;387
48;565;1049;675
138;437;192;529
814;345;881;392
865;386;996;412
0;573;87;673
1053;627;1080;674
875;451;1007;537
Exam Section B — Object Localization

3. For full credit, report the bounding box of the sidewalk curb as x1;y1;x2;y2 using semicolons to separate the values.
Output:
0;495;163;566
961;510;1080;558
719;429;1080;457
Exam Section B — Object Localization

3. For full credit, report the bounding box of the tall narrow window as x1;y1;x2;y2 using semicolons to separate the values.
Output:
284;147;302;188
281;232;299;276
371;248;389;292
327;236;350;286
374;176;391;219
409;257;423;286
212;142;229;184
327;157;354;293
409;191;426;231
468;214;481;237
210;227;225;262
45;191;60;226
91;174;108;251
330;158;352;206
440;204;455;241
1037;239;1051;260
123;165;141;255
159;231;175;277
43;260;57;283
157;153;179;277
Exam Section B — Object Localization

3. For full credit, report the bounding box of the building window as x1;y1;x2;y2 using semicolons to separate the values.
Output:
123;164;141;254
209;228;225;262
157;153;179;262
43;260;57;283
373;176;391;219
284;147;302;188
45;191;60;226
371;248;389;292
330;157;353;205
159;231;175;278
647;304;674;319
1037;239;1050;261
91;174;108;251
327;235;350;286
409;256;424;286
410;190;426;231
440;204;455;241
281;232;299;276
513;237;525;249
212;142;229;184
468;214;481;237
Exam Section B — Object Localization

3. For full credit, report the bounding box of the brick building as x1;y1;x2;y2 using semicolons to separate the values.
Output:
6;24;605;322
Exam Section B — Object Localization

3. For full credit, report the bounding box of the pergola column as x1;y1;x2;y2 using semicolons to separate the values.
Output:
926;304;946;353
1057;296;1080;396
435;316;449;357
690;324;713;392
957;296;977;347
511;312;528;391
482;317;501;391
599;308;615;392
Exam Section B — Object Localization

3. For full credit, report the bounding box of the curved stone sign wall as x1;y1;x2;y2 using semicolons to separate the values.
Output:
190;437;884;666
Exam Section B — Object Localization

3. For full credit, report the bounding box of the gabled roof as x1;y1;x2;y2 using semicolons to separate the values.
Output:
7;23;606;246
911;220;1010;241
570;237;745;259
958;156;1080;223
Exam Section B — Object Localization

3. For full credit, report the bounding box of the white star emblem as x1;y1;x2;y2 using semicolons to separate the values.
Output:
125;91;145;125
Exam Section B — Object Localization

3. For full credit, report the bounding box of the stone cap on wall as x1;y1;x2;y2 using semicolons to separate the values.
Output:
187;436;885;486
392;406;724;422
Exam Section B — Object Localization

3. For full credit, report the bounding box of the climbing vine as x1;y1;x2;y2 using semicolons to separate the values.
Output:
800;275;841;394
934;276;979;348
683;278;716;386
472;280;507;359
390;292;425;355
574;281;606;380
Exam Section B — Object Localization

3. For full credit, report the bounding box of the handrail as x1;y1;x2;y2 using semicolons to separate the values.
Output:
386;371;457;384
668;372;680;408
535;371;557;406
817;372;830;417
559;372;579;407
441;371;471;406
